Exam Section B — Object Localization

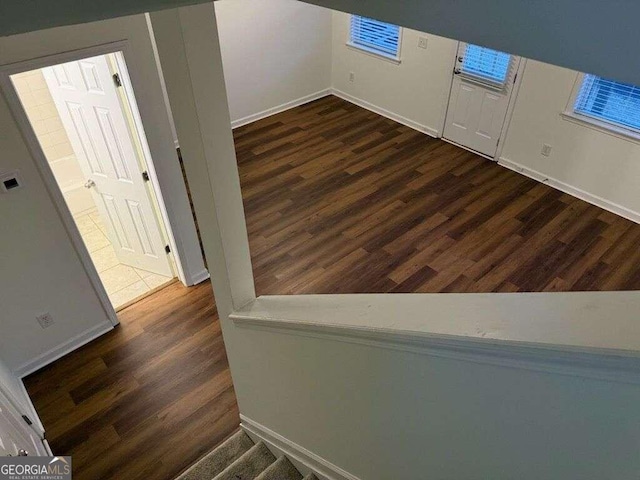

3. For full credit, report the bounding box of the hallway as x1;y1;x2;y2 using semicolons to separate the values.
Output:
24;281;238;480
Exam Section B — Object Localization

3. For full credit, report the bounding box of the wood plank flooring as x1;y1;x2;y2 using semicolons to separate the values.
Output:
237;95;640;294
24;281;238;480
24;94;640;480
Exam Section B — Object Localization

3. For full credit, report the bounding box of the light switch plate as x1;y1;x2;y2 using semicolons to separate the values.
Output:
418;37;428;49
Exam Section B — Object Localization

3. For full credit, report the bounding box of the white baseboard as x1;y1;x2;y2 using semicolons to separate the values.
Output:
241;414;361;480
498;157;640;224
331;88;440;139
226;88;440;141
231;89;332;130
188;268;210;286
15;322;114;378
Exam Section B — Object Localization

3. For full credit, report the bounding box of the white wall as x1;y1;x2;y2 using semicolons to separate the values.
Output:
500;60;640;218
331;10;457;136
214;0;332;126
232;325;640;480
0;88;112;374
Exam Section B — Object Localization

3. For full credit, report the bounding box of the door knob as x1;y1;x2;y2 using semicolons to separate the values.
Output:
18;449;28;456
84;179;96;189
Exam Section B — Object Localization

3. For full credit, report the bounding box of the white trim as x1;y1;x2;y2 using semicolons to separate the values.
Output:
231;292;640;385
0;42;127;328
17;381;45;436
0;386;46;454
0;378;44;438
189;268;211;285
241;414;362;480
231;89;332;130
495;58;527;159
43;439;53;456
345;42;401;65
232;313;640;385
560;110;640;145
331;88;440;138
14;322;114;378
498;156;640;224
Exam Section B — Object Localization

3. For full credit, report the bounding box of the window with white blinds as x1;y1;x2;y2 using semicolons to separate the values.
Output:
573;74;640;132
460;44;512;86
349;15;400;59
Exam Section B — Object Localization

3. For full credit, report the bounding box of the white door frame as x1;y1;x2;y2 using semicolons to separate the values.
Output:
0;385;48;456
494;58;527;160
0;41;193;325
441;42;527;161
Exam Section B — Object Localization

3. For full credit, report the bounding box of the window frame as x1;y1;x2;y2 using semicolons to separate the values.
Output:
347;15;403;64
562;72;640;144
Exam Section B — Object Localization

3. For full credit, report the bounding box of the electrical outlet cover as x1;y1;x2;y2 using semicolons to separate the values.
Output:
541;144;552;157
418;37;428;49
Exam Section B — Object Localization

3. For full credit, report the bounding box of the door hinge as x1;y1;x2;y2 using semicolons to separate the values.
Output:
22;415;33;426
513;72;518;84
142;171;150;182
112;73;122;88
165;245;171;254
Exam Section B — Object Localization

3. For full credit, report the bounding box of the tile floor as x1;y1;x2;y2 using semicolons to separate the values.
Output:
74;207;174;310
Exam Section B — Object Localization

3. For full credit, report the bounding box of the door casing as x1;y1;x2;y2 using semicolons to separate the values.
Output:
0;41;192;326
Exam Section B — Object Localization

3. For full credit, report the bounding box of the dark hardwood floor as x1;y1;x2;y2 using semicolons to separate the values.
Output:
25;94;640;480
25;281;238;480
237;95;640;294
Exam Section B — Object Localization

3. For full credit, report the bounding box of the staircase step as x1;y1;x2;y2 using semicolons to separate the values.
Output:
255;456;302;480
302;474;318;480
213;441;276;480
177;430;255;480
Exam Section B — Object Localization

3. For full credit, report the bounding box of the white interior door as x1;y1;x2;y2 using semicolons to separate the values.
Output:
443;43;520;158
0;390;46;457
42;55;173;276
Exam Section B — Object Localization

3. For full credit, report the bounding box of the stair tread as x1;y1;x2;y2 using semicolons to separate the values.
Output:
301;474;318;480
213;441;276;480
176;430;254;480
254;456;302;480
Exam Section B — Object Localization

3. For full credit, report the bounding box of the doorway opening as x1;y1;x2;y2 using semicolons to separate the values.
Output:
11;52;175;311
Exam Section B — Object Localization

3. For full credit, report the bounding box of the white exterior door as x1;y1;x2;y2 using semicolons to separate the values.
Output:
42;55;173;276
0;390;46;457
443;43;520;158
